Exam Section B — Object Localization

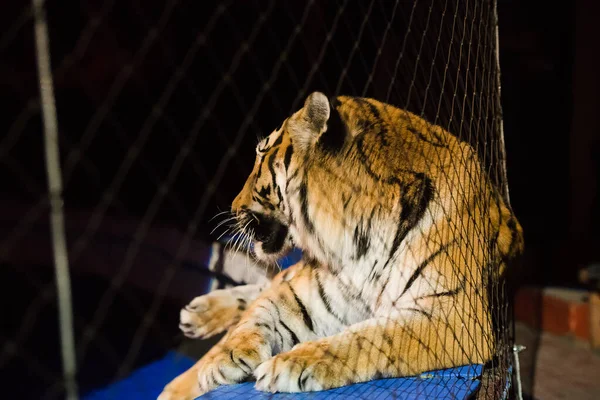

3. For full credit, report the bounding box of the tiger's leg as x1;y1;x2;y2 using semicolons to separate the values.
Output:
179;284;266;339
157;330;234;400
254;310;487;393
179;262;303;339
189;263;352;396
159;262;340;399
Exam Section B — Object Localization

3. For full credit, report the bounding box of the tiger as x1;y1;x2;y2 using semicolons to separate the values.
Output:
158;92;524;400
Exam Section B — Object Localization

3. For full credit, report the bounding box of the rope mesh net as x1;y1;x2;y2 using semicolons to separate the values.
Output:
0;0;519;399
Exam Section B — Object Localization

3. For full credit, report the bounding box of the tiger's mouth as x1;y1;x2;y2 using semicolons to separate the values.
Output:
244;212;290;256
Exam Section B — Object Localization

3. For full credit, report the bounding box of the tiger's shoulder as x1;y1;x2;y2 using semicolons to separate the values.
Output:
330;94;523;263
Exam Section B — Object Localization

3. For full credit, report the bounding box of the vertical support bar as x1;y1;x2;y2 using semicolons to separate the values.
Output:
492;0;511;205
32;0;79;398
512;345;526;400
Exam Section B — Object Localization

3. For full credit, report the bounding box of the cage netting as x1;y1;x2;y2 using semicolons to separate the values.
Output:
0;0;520;399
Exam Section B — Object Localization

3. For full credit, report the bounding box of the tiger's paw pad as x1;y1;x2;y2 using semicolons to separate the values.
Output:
179;291;244;339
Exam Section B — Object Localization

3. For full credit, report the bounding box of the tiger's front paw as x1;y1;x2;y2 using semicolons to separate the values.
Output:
197;332;271;394
179;290;245;339
254;341;341;393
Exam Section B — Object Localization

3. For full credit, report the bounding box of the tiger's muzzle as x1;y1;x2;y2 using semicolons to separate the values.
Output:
239;211;290;256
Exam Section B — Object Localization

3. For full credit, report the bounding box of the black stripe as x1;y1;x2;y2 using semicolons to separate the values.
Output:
256;156;264;179
263;299;286;348
230;351;251;374
355;136;422;183
278;320;300;346
298;180;314;233
355;136;383;180
267;152;277;189
257;185;271;199
506;216;520;257
255;322;271;330
369;272;381;283
367;259;380;283
271;373;281;387
355;132;428;183
375;272;391;307
298;370;310;391
364;99;381;119
211;368;223;386
272;131;284;147
255;304;272;313
315;271;345;324
416;286;463;300
283;144;294;172
267;299;281;318
286;164;300;184
406;126;448;148
358;209;376;260
385;174;434;267
403;307;433;320
399;239;457;298
359;98;389;146
342;193;351;210
367;259;378;280
288;284;314;332
252;195;275;210
273;327;285;350
355;97;381;121
353;224;370;259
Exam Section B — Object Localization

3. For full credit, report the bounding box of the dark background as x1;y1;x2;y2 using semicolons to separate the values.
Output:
0;0;598;399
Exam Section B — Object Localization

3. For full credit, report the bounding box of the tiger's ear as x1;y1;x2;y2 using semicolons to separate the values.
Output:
289;92;347;153
287;92;330;151
302;92;330;132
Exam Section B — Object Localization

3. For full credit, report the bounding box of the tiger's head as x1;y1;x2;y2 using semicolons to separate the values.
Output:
231;91;435;268
231;91;346;264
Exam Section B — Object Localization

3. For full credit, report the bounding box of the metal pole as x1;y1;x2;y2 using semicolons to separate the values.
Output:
32;0;79;398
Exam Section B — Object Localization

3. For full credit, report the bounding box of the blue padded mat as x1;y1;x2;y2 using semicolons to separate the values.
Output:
197;364;483;400
83;350;482;400
83;351;195;400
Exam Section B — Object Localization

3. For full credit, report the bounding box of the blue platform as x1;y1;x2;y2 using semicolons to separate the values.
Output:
83;350;484;400
197;364;483;400
83;351;196;400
